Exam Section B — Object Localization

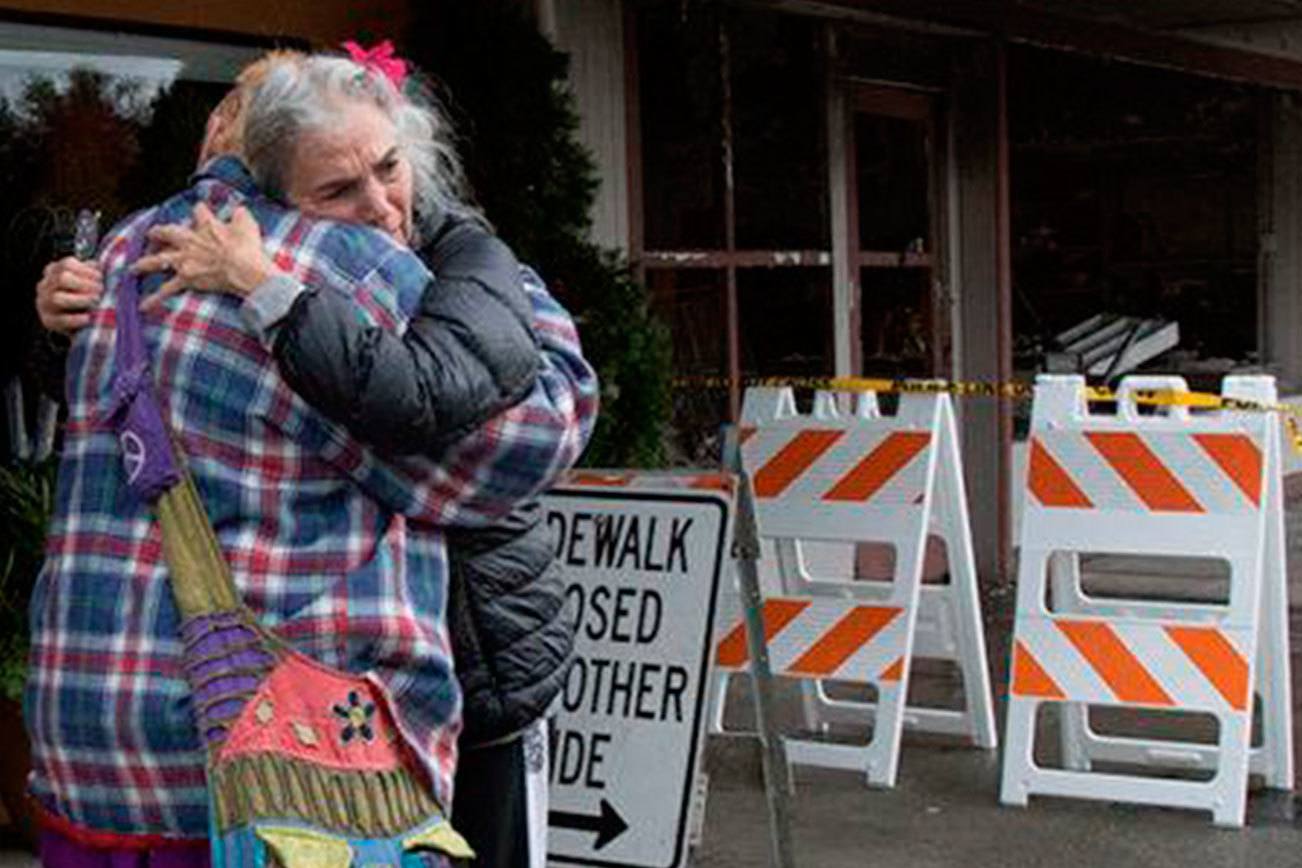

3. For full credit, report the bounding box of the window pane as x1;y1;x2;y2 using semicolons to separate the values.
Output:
730;10;828;250
0;24;258;409
638;3;725;250
855;113;929;251
738;267;832;377
648;268;728;464
860;267;933;377
648;269;727;375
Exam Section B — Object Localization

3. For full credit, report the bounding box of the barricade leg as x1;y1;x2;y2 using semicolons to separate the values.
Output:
861;523;931;787
1258;578;1293;789
1208;712;1253;827
1000;546;1054;808
773;539;833;736
1048;552;1093;772
706;669;732;735
706;559;740;735
933;405;997;749
1256;426;1294;790
999;696;1039;808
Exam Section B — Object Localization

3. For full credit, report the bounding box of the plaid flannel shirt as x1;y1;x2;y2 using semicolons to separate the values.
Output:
26;157;598;840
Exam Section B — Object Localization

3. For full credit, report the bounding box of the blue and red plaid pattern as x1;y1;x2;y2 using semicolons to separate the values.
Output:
26;157;598;841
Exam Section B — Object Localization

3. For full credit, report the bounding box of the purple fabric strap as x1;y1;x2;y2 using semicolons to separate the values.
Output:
105;224;183;504
39;829;210;868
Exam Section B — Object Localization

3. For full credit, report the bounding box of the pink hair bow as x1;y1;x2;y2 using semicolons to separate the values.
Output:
343;39;408;89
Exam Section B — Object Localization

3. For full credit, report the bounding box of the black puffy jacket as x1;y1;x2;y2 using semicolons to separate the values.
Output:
269;217;578;747
274;218;539;455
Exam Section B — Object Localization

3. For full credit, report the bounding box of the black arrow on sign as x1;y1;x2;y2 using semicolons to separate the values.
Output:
549;798;629;850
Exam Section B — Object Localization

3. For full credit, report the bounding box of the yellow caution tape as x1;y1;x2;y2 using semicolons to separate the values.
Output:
673;375;1302;456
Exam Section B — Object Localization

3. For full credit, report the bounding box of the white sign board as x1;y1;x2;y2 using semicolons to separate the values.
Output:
544;484;732;868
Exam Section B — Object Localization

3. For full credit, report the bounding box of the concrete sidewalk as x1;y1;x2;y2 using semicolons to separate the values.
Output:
694;741;1301;867
690;562;1302;868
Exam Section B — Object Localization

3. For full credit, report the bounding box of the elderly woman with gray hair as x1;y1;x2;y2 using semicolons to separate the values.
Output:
35;50;588;868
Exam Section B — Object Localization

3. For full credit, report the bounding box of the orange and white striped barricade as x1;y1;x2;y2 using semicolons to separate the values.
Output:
709;388;996;747
1047;379;1293;797
710;385;997;787
999;374;1293;827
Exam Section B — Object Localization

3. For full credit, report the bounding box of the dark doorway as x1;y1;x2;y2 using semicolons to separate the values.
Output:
848;84;946;378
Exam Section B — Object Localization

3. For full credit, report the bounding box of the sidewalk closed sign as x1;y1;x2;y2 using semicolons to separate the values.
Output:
544;479;732;868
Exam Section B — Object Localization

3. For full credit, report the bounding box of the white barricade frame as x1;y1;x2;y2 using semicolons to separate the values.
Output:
999;374;1293;827
709;385;997;788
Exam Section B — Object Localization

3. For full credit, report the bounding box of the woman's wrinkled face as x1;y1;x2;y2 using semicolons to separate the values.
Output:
284;101;414;245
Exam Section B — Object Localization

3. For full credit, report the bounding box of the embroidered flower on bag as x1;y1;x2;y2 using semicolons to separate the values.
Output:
332;690;377;744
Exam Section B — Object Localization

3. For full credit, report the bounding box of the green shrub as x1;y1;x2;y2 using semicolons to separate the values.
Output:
0;457;55;702
406;1;672;468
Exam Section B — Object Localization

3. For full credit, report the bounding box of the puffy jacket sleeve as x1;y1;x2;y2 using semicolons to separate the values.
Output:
414;267;597;528
305;266;598;529
257;219;540;457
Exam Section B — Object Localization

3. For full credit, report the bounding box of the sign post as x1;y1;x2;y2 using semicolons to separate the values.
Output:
728;446;798;868
545;479;733;868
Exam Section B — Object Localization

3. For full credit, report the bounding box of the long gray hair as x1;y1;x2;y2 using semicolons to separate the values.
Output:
241;53;484;244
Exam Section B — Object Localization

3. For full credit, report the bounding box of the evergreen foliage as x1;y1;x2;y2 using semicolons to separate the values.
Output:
0;457;56;701
406;1;672;467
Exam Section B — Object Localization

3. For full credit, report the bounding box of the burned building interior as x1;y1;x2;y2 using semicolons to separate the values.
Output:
632;2;1266;457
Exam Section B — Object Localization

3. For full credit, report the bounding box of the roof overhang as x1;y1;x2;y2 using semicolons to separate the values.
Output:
752;0;1302;90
